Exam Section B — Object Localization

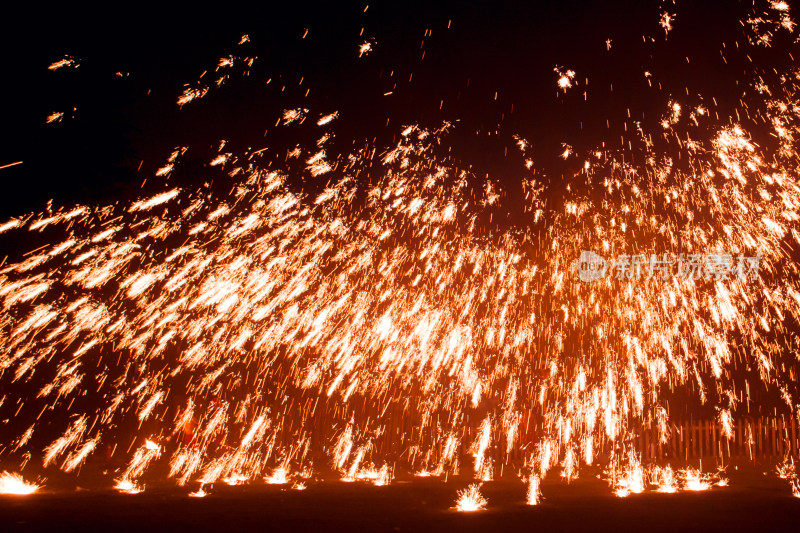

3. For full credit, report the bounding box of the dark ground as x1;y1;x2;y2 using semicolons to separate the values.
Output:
0;473;798;532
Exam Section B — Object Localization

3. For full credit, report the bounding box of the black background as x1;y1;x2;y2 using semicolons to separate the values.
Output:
0;1;794;218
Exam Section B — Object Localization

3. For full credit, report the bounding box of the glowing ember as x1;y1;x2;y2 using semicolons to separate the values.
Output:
777;458;799;496
682;469;711;492
612;457;645;498
554;67;575;91
358;41;373;57
455;484;487;512
526;475;542;505
265;468;288;485
47;57;78;70
0;472;40;495
46;112;64;124
652;466;678;494
223;475;249;486
114;479;143;494
370;466;392;487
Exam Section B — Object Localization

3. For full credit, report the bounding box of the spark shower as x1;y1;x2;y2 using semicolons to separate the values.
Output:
1;0;800;504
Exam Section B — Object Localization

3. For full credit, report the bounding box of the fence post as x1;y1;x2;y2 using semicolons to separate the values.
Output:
757;418;763;458
671;422;677;461
684;420;689;461
712;421;717;461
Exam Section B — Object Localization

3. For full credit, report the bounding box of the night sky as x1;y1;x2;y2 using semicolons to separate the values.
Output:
0;1;793;219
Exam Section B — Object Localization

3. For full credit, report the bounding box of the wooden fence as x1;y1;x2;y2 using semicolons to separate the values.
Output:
635;416;799;463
